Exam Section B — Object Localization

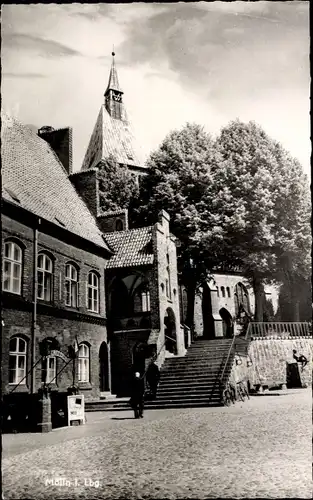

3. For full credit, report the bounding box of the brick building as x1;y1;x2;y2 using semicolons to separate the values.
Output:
1;116;112;401
1;113;184;405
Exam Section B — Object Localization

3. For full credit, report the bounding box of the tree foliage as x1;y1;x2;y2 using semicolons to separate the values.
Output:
98;156;139;213
130;123;226;326
212;120;311;319
130;120;311;324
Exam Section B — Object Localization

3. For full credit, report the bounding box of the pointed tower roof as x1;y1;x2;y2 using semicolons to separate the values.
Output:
105;51;123;94
81;52;147;173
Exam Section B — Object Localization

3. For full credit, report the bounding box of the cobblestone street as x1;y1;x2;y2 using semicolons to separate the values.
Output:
2;389;312;499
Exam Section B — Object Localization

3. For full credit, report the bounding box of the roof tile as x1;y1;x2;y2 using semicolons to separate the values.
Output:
1;116;111;252
105;227;154;269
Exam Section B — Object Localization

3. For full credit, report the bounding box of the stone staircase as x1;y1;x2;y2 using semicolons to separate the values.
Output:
85;338;236;412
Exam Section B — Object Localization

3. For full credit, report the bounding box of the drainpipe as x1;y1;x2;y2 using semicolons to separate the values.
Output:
31;217;41;393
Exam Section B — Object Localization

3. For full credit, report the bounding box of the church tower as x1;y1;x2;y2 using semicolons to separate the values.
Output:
81;52;146;176
104;51;124;121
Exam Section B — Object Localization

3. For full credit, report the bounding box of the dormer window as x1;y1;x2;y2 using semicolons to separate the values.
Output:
115;219;124;231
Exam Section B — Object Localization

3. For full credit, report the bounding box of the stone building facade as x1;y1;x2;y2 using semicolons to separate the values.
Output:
1;117;112;401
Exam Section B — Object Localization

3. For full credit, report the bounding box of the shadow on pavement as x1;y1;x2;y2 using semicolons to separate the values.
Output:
111;417;135;420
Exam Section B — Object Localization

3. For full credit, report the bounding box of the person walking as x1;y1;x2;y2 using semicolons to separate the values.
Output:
130;372;145;419
146;361;160;399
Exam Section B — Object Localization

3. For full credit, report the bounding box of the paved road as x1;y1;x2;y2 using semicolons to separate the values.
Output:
2;389;312;499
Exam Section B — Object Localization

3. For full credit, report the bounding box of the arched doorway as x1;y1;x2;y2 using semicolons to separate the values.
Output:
202;283;214;339
164;308;177;354
219;308;233;338
99;342;109;391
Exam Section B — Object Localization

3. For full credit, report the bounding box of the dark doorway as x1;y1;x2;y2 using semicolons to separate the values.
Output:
99;342;109;391
164;308;177;354
202;284;214;339
219;308;233;338
286;362;302;388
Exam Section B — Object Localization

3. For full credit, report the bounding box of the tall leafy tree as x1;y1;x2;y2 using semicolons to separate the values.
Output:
130;123;225;327
213;120;311;320
97;156;139;212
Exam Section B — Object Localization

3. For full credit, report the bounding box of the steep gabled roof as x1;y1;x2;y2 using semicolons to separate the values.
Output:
1;116;111;252
104;227;154;269
81;105;145;171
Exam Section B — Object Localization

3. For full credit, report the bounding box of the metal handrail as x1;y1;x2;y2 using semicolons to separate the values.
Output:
164;334;177;344
219;335;237;385
246;322;310;339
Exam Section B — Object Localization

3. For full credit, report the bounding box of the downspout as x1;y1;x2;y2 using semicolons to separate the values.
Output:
31;217;41;393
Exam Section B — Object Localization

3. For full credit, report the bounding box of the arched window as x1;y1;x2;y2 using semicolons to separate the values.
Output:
37;253;53;301
65;263;79;307
87;272;99;313
9;336;27;384
78;343;90;382
42;355;56;384
141;290;150;312
226;287;231;298
3;241;23;294
234;282;251;319
221;286;225;298
216;286;219;298
166;254;171;299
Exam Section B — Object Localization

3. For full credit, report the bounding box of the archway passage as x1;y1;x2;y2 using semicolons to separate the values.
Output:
219;308;233;338
164;307;177;354
99;342;109;392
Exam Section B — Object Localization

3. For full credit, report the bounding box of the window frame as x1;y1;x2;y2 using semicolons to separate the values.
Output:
42;355;57;384
9;336;27;385
87;271;100;313
65;262;79;308
3;240;23;295
77;343;90;383
37;252;54;302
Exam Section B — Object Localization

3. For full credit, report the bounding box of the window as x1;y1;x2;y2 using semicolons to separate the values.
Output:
37;253;53;301
226;287;231;298
3;241;22;294
115;219;124;231
42;356;56;384
65;263;78;307
141;290;150;312
78;344;90;382
216;287;219;297
9;337;27;384
221;286;225;298
87;272;99;313
166;254;171;299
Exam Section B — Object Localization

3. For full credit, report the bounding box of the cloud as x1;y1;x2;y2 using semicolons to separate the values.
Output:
2;33;82;58
3;72;46;79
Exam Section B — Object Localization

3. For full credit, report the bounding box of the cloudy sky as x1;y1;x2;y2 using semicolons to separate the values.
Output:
2;2;310;174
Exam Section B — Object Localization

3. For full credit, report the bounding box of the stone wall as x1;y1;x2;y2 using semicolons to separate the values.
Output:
247;338;313;388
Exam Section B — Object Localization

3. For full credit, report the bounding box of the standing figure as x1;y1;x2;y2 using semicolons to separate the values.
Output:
146;361;160;399
130;372;145;419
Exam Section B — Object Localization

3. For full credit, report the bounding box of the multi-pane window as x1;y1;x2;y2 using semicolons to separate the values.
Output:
141;290;150;312
37;254;53;301
78;344;90;382
87;272;99;313
42;356;56;384
9;337;27;384
3;241;22;294
65;263;78;307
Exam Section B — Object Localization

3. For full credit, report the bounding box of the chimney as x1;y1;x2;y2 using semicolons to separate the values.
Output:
38;126;73;175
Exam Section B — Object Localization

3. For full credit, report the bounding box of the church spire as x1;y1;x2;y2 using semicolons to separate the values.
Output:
105;51;122;94
104;51;124;120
